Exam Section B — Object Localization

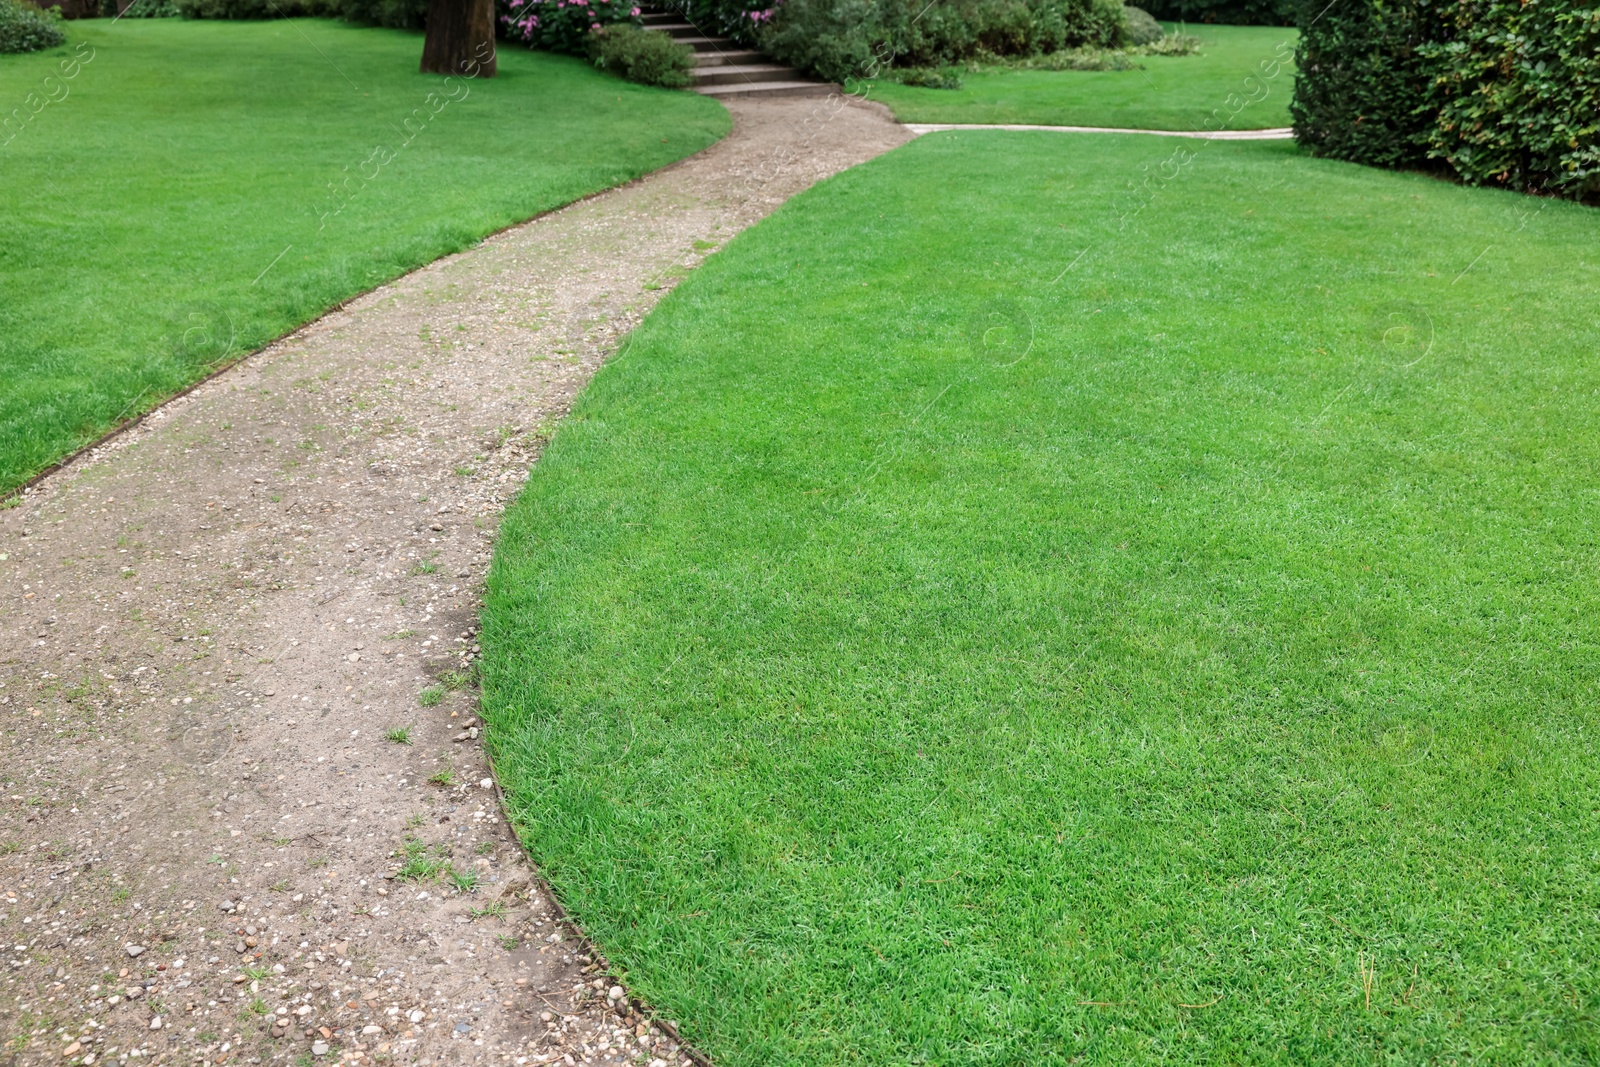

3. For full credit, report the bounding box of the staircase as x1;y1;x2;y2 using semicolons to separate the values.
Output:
641;8;835;98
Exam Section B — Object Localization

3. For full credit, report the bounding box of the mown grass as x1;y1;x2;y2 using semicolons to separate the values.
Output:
861;24;1296;130
483;130;1600;1065
0;19;728;493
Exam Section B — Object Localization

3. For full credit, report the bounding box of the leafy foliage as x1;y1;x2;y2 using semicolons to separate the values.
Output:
1420;0;1600;201
116;0;182;17
0;0;64;54
172;0;428;24
589;23;694;87
1289;0;1435;171
332;0;429;29
1121;2;1161;43
664;0;767;44
499;0;640;54
759;0;1127;83
1138;0;1292;25
1292;0;1600;202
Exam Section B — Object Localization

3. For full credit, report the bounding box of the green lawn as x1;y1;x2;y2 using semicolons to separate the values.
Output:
860;24;1296;130
0;20;728;494
483;131;1600;1065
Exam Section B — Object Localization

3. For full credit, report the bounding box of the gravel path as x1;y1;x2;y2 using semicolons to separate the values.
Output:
0;93;910;1067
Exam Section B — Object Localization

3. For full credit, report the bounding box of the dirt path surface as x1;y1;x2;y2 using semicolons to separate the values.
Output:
0;94;911;1067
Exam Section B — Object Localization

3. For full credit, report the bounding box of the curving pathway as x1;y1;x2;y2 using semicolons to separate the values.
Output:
0;93;910;1067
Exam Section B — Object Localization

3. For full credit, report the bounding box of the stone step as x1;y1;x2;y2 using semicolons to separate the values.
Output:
693;63;804;86
674;35;741;51
695;80;839;98
694;49;764;67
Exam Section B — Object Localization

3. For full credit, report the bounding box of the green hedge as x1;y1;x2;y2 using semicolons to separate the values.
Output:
1140;0;1292;25
173;0;427;27
1292;0;1600;202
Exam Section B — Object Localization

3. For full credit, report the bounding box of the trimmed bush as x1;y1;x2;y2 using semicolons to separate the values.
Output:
1291;0;1599;201
589;22;693;86
1121;3;1160;42
758;0;1126;83
0;0;65;52
1289;0;1434;170
1421;0;1599;200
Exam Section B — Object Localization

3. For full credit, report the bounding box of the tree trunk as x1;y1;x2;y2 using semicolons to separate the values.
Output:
420;0;498;78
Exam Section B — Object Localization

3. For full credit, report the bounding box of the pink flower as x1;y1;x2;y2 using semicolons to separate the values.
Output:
590;20;601;28
630;4;639;12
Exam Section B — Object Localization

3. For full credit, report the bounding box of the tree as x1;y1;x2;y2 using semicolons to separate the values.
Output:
420;0;497;78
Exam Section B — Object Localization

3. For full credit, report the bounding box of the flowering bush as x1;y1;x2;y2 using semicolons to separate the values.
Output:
499;0;641;54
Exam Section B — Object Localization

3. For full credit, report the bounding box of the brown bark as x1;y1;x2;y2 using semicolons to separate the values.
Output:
420;0;498;78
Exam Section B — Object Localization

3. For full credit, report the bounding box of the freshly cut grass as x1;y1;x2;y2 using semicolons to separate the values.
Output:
862;24;1296;130
0;20;728;493
484;131;1600;1065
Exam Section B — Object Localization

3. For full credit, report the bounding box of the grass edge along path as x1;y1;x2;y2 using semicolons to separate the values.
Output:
483;131;1600;1066
0;19;729;495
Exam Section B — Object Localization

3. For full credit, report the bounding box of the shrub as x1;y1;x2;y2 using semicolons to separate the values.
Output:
499;0;640;54
758;0;1126;83
1420;0;1600;201
1288;0;1435;171
333;0;428;29
0;0;65;53
174;0;424;25
1121;3;1160;43
589;22;694;86
1138;0;1292;24
116;0;181;16
1131;26;1196;52
174;0;299;17
1291;0;1599;202
890;64;964;86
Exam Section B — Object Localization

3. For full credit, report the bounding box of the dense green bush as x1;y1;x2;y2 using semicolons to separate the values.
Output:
174;0;297;17
174;0;424;26
0;0;65;52
1139;0;1292;25
1122;2;1160;42
589;22;693;85
1292;0;1599;201
333;0;427;29
758;0;1126;82
116;0;181;16
670;0;765;44
499;0;639;54
1290;0;1434;170
1421;0;1599;199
